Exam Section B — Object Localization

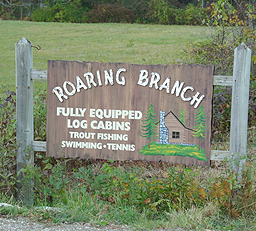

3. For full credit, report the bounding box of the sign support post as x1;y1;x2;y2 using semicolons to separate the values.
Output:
230;43;251;180
15;37;34;206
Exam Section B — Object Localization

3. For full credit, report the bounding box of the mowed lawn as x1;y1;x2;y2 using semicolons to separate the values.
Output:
0;20;210;94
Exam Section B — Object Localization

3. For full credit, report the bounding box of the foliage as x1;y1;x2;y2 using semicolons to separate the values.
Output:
1;0;209;25
148;0;171;24
85;3;136;23
20;155;71;206
73;162;203;212
0;90;17;198
34;89;47;141
147;1;208;25
0;0;39;20
183;0;256;140
212;86;232;138
31;2;87;23
15;156;256;223
169;4;208;25
205;159;256;218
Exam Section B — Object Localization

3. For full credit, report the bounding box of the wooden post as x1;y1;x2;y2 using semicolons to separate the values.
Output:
230;43;251;179
15;37;34;206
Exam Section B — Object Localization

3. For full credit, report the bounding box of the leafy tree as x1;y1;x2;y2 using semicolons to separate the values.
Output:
148;0;171;24
192;105;207;150
140;104;158;149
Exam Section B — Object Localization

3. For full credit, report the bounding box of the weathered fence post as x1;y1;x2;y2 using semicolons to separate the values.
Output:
230;43;251;179
15;37;34;206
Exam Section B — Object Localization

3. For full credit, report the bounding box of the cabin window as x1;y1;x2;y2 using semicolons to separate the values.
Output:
172;132;180;139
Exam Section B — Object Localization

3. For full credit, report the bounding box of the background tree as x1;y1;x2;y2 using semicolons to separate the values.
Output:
192;105;207;150
140;104;159;149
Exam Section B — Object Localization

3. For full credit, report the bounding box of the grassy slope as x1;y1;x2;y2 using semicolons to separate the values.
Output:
0;20;210;94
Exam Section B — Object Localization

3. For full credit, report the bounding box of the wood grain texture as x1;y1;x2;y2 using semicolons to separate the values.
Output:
47;61;214;166
230;43;251;177
15;37;34;206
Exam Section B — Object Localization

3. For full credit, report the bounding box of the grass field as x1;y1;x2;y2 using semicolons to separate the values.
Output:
0;20;211;94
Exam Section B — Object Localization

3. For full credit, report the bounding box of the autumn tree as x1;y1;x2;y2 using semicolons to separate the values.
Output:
140;104;158;149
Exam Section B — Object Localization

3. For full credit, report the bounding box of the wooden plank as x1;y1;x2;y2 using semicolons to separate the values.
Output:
30;71;235;164
31;69;47;80
230;43;251;179
213;75;233;86
32;141;46;152
47;61;214;166
32;140;229;161
210;150;230;161
30;141;233;162
15;37;34;206
30;71;233;87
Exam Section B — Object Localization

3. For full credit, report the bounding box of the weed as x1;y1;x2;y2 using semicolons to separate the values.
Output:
127;39;135;47
34;89;47;141
0;90;17;198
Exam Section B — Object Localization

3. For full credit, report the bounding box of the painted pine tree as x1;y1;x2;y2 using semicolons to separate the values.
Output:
192;105;207;150
179;108;186;126
140;104;158;149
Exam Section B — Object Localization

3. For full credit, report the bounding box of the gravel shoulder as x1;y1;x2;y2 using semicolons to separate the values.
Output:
0;204;188;231
0;216;132;231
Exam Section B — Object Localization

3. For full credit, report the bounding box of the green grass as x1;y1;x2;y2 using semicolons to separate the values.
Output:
140;142;208;161
0;20;210;95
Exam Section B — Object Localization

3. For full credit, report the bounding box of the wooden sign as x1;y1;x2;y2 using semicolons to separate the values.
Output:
47;61;214;166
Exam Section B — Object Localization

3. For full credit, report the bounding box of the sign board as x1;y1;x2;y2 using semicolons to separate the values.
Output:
47;61;214;166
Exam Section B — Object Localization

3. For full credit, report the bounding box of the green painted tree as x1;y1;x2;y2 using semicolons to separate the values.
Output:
179;108;186;126
140;104;158;149
192;105;207;150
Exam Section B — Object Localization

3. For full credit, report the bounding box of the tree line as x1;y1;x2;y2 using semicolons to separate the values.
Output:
0;0;219;24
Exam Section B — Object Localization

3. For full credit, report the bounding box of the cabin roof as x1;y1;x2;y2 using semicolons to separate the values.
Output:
163;111;195;132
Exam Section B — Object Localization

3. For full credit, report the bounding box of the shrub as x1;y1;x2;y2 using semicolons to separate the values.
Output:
148;0;171;24
86;3;137;23
30;8;53;22
147;0;208;25
31;3;88;23
0;90;17;197
130;0;150;23
34;89;47;141
184;4;208;25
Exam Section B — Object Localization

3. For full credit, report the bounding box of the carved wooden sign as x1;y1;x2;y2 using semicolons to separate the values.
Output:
47;61;214;166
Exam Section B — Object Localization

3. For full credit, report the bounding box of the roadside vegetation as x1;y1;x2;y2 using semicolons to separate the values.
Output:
1;0;256;230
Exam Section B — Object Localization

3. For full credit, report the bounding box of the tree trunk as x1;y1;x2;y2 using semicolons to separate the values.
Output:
20;1;23;20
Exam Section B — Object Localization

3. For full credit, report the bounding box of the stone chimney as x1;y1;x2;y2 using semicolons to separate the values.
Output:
159;111;169;144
